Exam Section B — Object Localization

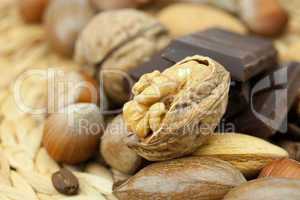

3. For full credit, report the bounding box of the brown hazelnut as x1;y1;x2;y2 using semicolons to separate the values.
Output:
45;0;95;57
101;115;142;174
77;71;99;103
90;0;151;10
43;103;104;164
259;158;300;179
240;0;288;36
47;70;99;113
19;0;49;23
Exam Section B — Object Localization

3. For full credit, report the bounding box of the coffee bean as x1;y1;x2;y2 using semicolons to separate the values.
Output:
52;168;79;195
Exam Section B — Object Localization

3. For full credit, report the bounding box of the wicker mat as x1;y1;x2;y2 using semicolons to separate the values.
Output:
1;0;300;199
0;1;115;199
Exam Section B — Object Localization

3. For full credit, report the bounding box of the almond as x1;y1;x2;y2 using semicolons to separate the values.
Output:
193;133;288;177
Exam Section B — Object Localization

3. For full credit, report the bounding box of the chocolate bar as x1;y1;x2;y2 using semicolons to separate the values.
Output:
223;62;300;138
129;28;299;139
130;28;278;82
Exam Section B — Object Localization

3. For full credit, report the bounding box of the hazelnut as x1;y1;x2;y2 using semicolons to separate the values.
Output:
19;0;49;23
259;158;300;179
47;70;99;113
114;157;246;200
101;115;142;174
90;0;151;10
223;177;300;200
45;0;95;57
43;103;104;164
123;56;231;161
75;9;170;105
239;0;288;36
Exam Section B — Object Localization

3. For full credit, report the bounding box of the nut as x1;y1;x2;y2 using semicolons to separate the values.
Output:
279;140;300;161
157;3;246;38
45;0;95;57
101;115;143;174
90;0;151;10
259;158;300;179
123;55;231;161
47;70;99;113
193;133;289;177
43;103;104;164
75;9;170;105
111;169;132;188
19;0;49;23
240;0;288;36
223;177;300;200
52;168;79;195
114;157;246;200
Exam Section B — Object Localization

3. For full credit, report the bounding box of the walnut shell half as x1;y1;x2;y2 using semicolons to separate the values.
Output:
75;9;170;105
123;55;231;161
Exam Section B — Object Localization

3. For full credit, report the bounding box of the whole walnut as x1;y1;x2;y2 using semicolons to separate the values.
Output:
90;0;152;10
75;9;170;105
223;177;300;200
123;55;231;161
101;115;143;174
45;0;95;57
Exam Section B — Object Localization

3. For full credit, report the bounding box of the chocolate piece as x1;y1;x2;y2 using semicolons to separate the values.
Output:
129;28;295;139
287;123;300;141
130;28;278;81
224;81;250;119
224;62;300;138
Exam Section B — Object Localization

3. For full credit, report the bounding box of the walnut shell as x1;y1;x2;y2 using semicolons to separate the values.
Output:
123;56;231;161
114;157;246;200
223;177;300;200
101;115;143;174
75;9;170;105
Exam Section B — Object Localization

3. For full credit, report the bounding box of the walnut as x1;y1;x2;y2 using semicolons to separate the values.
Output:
75;9;170;105
123;55;231;161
